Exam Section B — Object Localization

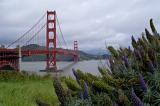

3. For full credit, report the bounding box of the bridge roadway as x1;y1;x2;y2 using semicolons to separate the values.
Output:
0;48;78;71
0;49;77;57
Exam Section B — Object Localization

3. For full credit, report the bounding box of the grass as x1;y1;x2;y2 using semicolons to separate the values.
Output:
0;71;59;106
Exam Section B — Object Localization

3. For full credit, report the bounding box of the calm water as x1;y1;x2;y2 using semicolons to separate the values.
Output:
21;60;109;76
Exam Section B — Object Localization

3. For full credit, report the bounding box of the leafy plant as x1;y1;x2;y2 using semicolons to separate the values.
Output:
53;19;160;106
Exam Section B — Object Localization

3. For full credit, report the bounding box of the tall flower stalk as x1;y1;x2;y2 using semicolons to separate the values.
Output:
53;77;68;106
139;74;147;92
83;81;89;99
131;88;144;106
147;60;155;74
72;68;80;83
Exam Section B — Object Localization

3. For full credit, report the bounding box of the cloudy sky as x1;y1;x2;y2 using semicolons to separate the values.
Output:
0;0;160;51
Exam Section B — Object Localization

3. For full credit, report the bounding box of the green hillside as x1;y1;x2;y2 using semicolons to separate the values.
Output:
21;44;106;61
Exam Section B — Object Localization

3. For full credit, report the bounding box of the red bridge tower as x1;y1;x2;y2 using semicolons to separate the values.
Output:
46;11;57;71
74;41;79;61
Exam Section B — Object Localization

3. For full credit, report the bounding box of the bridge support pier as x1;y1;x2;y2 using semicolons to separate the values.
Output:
0;50;19;71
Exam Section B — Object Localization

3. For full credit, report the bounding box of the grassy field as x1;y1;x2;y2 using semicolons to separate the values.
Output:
0;71;59;106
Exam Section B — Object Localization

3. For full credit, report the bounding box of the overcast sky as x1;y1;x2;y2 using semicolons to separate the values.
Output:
0;0;160;51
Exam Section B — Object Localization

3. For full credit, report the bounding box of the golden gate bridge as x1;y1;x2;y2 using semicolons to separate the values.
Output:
0;11;79;72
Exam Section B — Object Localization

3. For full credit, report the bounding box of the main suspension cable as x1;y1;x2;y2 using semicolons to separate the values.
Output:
23;23;46;46
7;13;46;48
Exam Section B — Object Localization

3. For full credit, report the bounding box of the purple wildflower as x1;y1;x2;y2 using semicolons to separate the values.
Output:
131;88;144;106
134;50;141;61
72;68;80;83
128;46;132;53
147;60;155;74
139;47;145;56
145;28;152;43
139;74;147;92
83;81;89;99
112;102;119;106
132;36;137;44
122;55;130;68
148;49;157;68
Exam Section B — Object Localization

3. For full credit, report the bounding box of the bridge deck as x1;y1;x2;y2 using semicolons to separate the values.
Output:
0;48;78;71
0;49;77;57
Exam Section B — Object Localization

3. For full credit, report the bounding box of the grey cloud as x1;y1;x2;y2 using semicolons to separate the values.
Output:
0;0;160;50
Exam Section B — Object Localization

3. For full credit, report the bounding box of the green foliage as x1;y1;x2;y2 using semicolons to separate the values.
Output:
64;77;82;91
118;89;131;106
75;69;99;85
150;19;158;36
98;67;111;77
0;71;58;106
108;46;119;58
0;71;52;82
52;19;160;106
53;77;70;106
91;93;112;106
67;97;93;106
92;80;113;93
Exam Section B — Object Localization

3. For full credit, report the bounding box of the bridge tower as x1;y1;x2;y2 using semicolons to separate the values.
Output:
74;41;79;61
46;11;57;71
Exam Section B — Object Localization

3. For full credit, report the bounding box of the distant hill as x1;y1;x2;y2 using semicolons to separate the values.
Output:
21;44;105;61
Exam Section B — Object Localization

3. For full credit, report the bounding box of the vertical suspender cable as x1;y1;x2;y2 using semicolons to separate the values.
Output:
56;15;69;49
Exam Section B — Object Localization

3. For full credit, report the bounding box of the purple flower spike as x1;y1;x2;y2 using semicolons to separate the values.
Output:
148;49;157;68
132;36;137;48
139;74;147;92
132;36;137;44
83;81;89;99
134;50;141;61
147;60;155;74
72;68;80;83
113;102;119;106
122;56;130;68
131;88;144;106
128;46;132;52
